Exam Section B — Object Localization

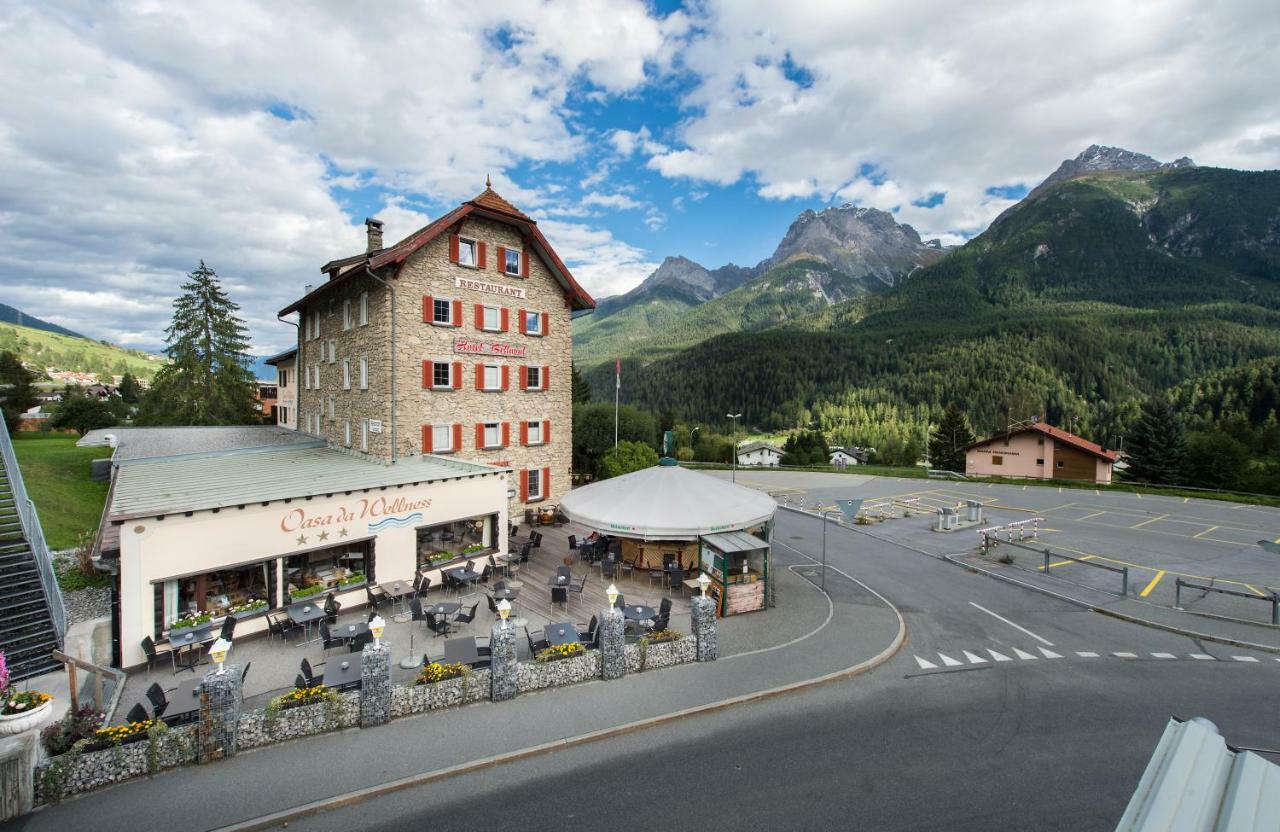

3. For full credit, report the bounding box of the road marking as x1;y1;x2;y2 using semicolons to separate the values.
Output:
1012;648;1039;660
1047;544;1272;595
1193;525;1219;539
1232;656;1260;663
1131;513;1169;529
1094;489;1100;496
1038;647;1063;659
1243;584;1267;598
1183;497;1190;504
914;655;938;670
962;650;988;664
1139;570;1167;598
988;649;1012;662
1078;510;1107;521
968;602;1055;646
1040;554;1098;570
1057;487;1062;494
1040;502;1078;513
1075;651;1099;658
1113;652;1138;659
1189;654;1215;661
1136;492;1143;499
1151;652;1177;659
937;652;963;667
1022;485;1027;491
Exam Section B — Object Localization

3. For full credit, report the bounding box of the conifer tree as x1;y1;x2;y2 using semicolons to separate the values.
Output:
928;403;976;472
1124;397;1188;484
0;350;37;434
137;262;258;426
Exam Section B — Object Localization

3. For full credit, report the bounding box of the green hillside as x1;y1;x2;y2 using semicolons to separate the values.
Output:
596;166;1280;465
0;321;165;380
572;284;704;366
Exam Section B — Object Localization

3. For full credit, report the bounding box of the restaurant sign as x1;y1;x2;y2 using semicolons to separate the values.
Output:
454;276;527;300
279;494;432;534
454;339;528;358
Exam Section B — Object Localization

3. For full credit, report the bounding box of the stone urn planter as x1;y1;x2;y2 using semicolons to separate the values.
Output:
0;697;53;736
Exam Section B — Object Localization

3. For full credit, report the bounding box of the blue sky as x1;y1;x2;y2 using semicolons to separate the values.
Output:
1;0;1277;355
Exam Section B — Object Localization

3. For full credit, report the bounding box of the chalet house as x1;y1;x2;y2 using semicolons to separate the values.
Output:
964;422;1117;484
737;441;783;467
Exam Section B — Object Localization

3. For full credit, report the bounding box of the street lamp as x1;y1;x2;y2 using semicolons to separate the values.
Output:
370;614;386;647
726;413;742;483
697;573;711;597
209;638;231;675
497;598;512;627
606;583;619;609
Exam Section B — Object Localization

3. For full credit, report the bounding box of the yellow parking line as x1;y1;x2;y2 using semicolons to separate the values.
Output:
1094;489;1100;496
1131;513;1170;529
1049;544;1266;592
987;504;1041;514
1243;584;1267;598
1077;510;1107;521
1135;492;1143;499
1040;502;1078;513
1183;497;1190;504
1040;554;1097;570
1193;525;1218;539
1139;570;1166;598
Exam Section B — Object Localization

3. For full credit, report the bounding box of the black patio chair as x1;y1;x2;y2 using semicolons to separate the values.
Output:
295;673;310;690
424;612;451;638
578;615;599;648
551;586;568;612
141;635;174;674
569;573;588;604
601;558;617;581
478;563;492;585
413;573;432;600
411;598;431;629
520;541;532;563
349;631;374;652
531;531;543;550
658;597;673;619
455;602;479;626
525;627;549;655
324;593;341;624
266;612;298;642
365;584;391;610
145;682;168;718
668;568;685;594
218;615;236;641
320;622;345;654
300;657;324;687
126;702;149;724
240;662;251;685
486;594;501;618
613;592;625;609
568;534;578;553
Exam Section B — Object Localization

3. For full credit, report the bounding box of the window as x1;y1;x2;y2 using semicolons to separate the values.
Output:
1036;458;1044;465
482;422;502;449
457;238;476;267
527;468;543;500
343;421;351;446
526;421;543;445
359;292;369;326
312;365;321;388
431;361;452;388
415;514;496;570
482;364;501;391
433;298;453;325
278;368;289;387
431;424;454;453
276;406;288;426
342;359;351;390
481;305;501;331
327;340;336;364
285;539;372;603
523;310;542;335
359;357;368;390
327;396;335;419
525;366;542;390
992;455;1004;466
156;559;275;634
360;420;368;451
503;248;521;275
1056;460;1065;468
303;367;311;390
343;299;352;331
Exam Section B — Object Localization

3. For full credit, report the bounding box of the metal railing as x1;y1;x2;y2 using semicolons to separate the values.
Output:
1039;547;1130;597
0;418;67;642
1174;578;1280;626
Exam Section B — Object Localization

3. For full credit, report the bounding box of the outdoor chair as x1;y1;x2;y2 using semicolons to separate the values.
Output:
478;563;492;585
578;615;599;648
601;559;617;581
649;612;670;634
141;635;174;674
240;662;251;685
568;534;578;553
532;531;543;550
424;612;451;638
647;569;663;590
324;593;341;624
618;557;634;582
658;597;673;619
668;568;686;595
319;622;345;654
300;657;324;687
145;682;168;718
218;615;236;641
455;602;480;627
413;573;432;600
266;612;298;642
349;631;374;652
526;627;549;655
569;573;588;605
126;702;149;724
613;593;625;609
488;555;499;576
550;586;568;612
486;594;500;618
556;565;572;581
294;674;310;690
411;598;431;629
365;584;391;610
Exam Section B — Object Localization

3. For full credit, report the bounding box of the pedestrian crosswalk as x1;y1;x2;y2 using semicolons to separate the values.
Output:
911;648;1280;673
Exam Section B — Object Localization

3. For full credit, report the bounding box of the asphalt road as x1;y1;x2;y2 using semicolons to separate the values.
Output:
286;509;1280;832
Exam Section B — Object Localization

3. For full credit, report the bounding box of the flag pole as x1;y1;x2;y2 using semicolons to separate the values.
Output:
614;358;620;453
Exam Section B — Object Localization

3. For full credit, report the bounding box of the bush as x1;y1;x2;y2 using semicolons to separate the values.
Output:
41;706;105;756
415;662;470;685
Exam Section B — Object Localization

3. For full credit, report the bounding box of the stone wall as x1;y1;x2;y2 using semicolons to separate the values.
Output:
235;691;361;751
389;670;491;718
34;725;198;804
517;650;602;692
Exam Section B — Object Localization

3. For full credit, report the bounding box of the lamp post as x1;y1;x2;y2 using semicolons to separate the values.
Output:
370;614;386;648
726;413;742;483
697;572;711;597
606;583;619;609
497;598;512;628
209;638;231;675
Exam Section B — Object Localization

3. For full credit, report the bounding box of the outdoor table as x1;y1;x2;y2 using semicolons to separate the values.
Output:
167;625;214;672
491;587;520;602
445;568;482;591
162;677;204;724
548;573;572;587
443;636;482;667
424;602;461;617
682;577;703;594
379;580;414;619
621;605;656;622
336;621;370;644
543;622;580;647
287;601;327;647
324;658;363;691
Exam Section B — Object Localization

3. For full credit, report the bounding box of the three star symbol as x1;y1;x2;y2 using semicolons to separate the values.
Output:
296;534;308;546
338;527;349;538
317;530;330;542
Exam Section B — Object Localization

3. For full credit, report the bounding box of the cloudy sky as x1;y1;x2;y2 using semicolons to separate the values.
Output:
2;0;1278;356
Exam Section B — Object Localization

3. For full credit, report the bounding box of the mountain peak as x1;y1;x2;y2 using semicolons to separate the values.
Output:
633;255;716;298
764;203;941;287
1043;145;1196;189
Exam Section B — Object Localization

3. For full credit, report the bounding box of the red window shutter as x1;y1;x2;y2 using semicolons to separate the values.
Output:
502;422;510;447
477;241;487;270
422;424;432;453
541;312;550;336
544;420;551;444
519;366;528;390
421;360;430;388
449;235;459;263
452;423;462;451
474;304;484;329
517;309;526;334
501;365;510;390
521;247;530;277
475;363;484;391
475;423;484;449
520;421;528;446
542;366;550;391
500;307;509;332
451;362;462;390
543;467;551;499
519;469;529;502
452;299;462;327
422;295;434;323
496;245;506;271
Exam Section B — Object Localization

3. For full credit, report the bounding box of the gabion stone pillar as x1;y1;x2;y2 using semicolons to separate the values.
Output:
490;620;518;701
360;642;392;728
198;663;243;763
692;594;719;662
600;607;626;680
0;733;36;820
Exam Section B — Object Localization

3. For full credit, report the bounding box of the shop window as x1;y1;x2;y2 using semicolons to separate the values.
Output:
415;514;495;570
155;559;276;635
285;539;373;603
992;455;1004;466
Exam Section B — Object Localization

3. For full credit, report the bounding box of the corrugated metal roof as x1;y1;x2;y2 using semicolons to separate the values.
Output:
79;425;314;462
1117;717;1280;831
108;445;504;519
702;530;770;553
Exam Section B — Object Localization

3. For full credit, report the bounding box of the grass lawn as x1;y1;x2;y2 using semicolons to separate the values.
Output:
10;433;112;550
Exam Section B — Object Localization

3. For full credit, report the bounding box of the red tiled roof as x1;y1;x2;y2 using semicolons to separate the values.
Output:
967;422;1118;462
278;187;595;316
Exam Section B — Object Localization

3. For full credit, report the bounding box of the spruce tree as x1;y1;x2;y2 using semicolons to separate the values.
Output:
118;372;142;404
137;261;258;426
571;363;592;405
0;350;37;434
928;403;975;472
1124;397;1188;484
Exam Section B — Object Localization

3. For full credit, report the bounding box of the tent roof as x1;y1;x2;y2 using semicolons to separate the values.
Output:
560;462;777;541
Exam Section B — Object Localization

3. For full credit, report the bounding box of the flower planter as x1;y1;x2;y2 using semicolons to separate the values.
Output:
0;697;53;735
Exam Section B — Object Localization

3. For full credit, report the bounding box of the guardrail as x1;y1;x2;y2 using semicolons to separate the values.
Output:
1174;578;1280;625
977;518;1043;551
0;418;67;642
1039;547;1130;596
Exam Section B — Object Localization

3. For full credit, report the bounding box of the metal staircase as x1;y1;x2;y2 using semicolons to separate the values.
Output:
0;419;66;681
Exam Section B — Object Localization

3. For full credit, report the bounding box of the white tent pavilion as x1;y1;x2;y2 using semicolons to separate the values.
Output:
560;460;776;614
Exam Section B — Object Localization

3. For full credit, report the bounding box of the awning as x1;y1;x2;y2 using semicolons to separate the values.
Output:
702;531;770;553
560;461;777;541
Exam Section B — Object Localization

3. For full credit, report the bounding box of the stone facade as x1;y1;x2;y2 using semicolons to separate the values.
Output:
692;595;719;662
198;664;243;762
600;607;627;680
490;621;518;701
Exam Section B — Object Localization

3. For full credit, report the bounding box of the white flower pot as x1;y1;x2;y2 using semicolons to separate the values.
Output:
0;698;53;735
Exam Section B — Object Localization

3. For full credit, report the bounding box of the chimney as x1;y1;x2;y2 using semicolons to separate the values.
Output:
365;217;384;253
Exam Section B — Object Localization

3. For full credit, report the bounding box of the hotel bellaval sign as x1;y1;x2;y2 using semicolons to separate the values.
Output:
454;339;527;358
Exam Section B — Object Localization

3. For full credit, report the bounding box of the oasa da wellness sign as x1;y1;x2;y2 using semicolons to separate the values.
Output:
279;495;433;534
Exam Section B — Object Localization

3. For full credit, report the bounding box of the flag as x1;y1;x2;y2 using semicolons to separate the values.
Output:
615;358;621;390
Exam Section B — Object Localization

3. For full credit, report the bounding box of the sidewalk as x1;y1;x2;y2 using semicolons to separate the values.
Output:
8;547;903;832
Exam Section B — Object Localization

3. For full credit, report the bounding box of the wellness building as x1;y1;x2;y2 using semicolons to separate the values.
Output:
964;422;1117;484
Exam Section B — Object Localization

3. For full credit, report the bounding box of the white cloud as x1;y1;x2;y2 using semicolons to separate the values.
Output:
609;126;668;157
648;0;1280;240
581;192;644;211
538;219;659;299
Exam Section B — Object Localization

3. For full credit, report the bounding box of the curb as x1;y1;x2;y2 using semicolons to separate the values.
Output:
946;554;1280;655
213;567;908;832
